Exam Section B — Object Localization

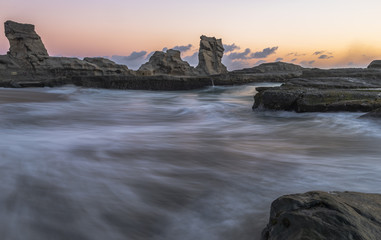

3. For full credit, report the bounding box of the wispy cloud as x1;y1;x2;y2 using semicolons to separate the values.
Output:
318;54;333;59
224;43;240;53
225;48;251;60
275;57;283;62
183;51;199;66
163;44;193;53
254;60;267;66
111;51;148;70
300;60;315;66
251;47;278;58
287;52;306;57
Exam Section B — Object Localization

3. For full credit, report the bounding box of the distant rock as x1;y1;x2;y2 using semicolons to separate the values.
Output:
367;60;381;69
84;57;131;75
359;108;381;119
234;62;304;74
138;49;197;76
262;191;381;240
196;35;227;75
4;20;49;65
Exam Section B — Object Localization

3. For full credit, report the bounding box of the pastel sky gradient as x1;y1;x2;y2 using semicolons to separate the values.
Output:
1;0;381;70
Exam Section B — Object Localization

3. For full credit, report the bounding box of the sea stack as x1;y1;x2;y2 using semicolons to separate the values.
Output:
4;20;49;63
196;35;227;75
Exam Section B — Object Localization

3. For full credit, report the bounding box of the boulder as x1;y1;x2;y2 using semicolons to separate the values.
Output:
262;191;381;240
4;20;49;64
138;49;197;76
196;35;227;75
367;60;381;69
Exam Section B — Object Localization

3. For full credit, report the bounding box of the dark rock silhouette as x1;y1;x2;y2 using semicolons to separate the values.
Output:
367;60;381;69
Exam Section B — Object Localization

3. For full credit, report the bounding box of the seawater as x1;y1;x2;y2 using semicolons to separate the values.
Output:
1;84;381;240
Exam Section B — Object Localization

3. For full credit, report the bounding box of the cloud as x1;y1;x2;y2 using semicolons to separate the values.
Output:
111;50;148;70
163;44;193;53
300;60;315;66
275;57;283;62
224;43;240;53
313;51;325;55
254;60;267;66
226;48;251;60
318;54;333;59
145;51;155;60
291;58;297;62
183;52;199;66
287;52;306;57
251;46;278;58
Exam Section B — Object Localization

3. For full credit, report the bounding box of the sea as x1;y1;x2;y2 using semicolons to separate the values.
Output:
1;83;381;240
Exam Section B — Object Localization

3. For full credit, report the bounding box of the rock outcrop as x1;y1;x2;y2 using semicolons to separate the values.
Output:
196;35;227;75
4;20;49;64
367;60;381;69
138;49;197;76
262;191;381;240
253;76;381;112
1;20;133;86
234;62;304;74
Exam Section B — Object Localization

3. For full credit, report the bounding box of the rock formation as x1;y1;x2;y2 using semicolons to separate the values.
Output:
138;49;197;76
0;20;132;85
4;20;48;64
262;191;381;240
367;60;381;69
196;35;227;75
234;62;304;74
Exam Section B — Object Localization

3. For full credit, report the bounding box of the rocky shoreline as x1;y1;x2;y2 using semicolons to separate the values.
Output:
2;20;381;239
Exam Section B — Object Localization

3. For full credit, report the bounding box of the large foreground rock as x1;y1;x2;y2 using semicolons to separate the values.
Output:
138;49;197;76
253;77;381;112
262;191;381;240
196;35;227;75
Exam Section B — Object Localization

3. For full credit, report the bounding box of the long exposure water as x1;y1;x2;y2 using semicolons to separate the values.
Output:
1;83;381;240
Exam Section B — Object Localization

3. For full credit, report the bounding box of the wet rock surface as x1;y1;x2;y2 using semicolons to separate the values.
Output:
262;191;381;240
253;75;381;112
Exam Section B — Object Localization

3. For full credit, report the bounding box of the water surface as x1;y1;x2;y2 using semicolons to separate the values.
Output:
1;84;381;240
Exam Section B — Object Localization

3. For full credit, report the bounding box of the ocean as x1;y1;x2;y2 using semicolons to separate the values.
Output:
1;83;381;240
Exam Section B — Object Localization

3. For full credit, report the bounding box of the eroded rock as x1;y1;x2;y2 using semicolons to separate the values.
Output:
196;35;227;75
138;49;197;76
262;191;381;240
4;20;48;64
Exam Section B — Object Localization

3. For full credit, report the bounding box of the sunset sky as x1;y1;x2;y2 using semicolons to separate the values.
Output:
1;0;381;70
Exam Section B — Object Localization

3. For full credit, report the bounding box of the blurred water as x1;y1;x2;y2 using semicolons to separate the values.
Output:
1;84;381;240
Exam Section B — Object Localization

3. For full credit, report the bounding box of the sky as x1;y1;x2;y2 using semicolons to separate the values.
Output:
1;0;381;70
